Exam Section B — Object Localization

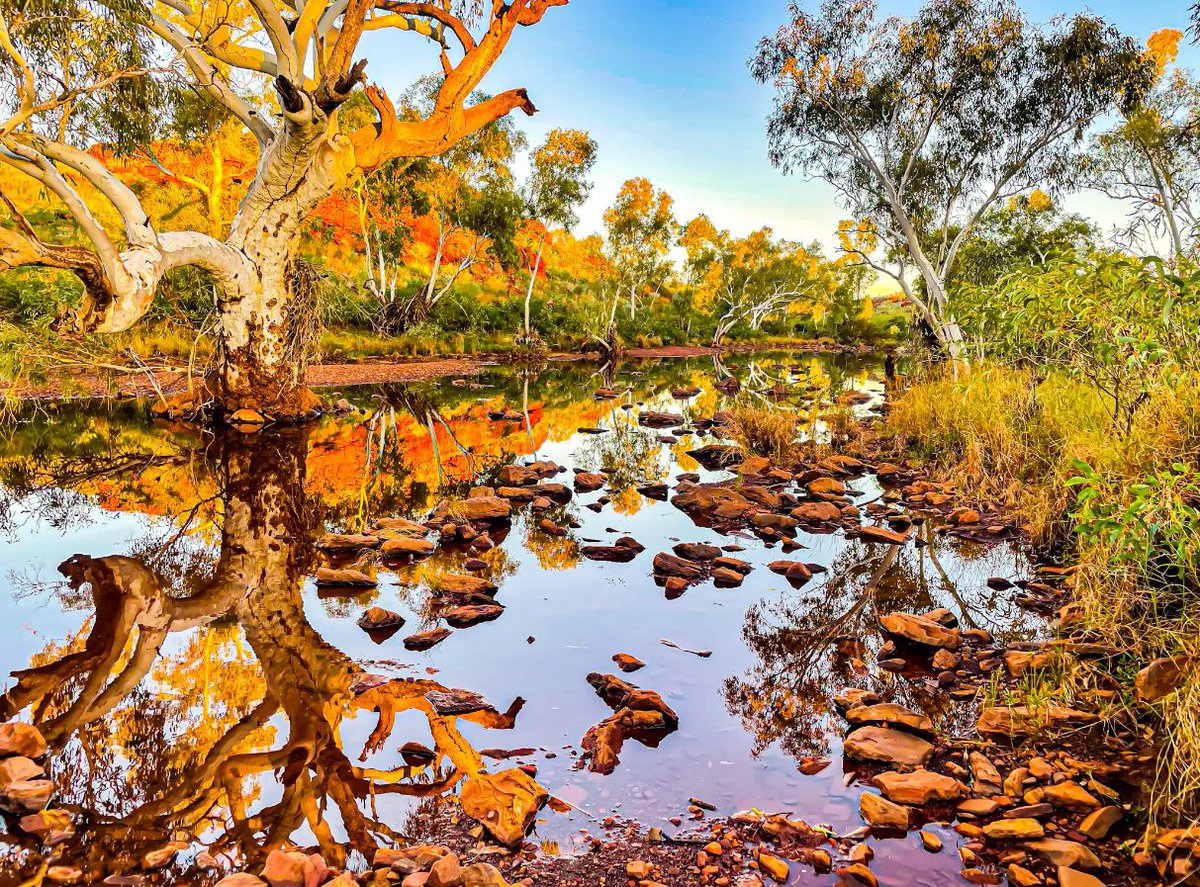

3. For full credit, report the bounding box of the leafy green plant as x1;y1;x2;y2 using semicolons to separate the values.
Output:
959;254;1200;432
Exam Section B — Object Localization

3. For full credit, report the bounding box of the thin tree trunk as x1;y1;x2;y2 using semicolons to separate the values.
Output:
523;235;545;336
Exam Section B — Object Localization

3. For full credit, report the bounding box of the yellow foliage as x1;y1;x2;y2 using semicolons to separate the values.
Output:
1146;28;1183;79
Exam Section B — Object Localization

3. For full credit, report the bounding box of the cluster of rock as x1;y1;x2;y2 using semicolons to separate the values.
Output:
651;542;755;592
580;673;679;775
315;466;571;647
0;722;52;818
216;845;517;887
801;598;1160;886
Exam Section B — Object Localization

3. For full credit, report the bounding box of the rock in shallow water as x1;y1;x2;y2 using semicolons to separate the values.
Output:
842;726;934;768
874;769;967;804
879;611;961;650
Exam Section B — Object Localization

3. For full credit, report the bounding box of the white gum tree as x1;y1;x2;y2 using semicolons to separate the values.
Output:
0;0;566;418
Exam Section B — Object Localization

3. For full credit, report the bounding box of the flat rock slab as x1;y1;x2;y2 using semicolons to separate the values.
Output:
977;705;1097;740
880;612;961;650
846;703;935;738
424;689;496;716
874;769;967;804
843;726;934;768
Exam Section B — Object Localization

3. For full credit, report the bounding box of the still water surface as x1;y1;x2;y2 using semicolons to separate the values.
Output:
0;352;1043;884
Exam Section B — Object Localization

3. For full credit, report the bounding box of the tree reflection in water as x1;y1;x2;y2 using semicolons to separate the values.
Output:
723;523;1028;763
0;430;525;883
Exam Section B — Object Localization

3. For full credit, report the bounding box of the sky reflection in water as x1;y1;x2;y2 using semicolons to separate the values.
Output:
0;352;1044;883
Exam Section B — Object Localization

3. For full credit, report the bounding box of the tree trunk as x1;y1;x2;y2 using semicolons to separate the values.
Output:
523;235;545;336
207;253;321;419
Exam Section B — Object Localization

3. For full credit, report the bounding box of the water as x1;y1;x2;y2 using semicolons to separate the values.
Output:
0;351;1044;884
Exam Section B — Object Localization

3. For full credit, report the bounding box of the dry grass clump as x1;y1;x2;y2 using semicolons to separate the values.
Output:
885;363;1114;542
726;403;800;463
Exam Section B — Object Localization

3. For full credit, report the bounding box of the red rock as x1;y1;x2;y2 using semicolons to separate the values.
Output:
653;552;705;580
879;612;961;649
498;465;539;485
612;653;645;673
858;525;910;544
874;769;968;804
403;628;452;651
674;542;722;561
574;472;606;492
443;605;504;628
792;501;844;522
843;726;934;768
0;778;53;813
316;567;376;588
0;756;44;788
1135;656;1191;703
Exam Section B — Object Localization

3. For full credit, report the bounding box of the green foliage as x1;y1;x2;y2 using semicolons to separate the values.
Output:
524;129;599;230
949;194;1099;292
0;270;79;323
958;254;1200;430
1070;460;1200;608
0;0;168;150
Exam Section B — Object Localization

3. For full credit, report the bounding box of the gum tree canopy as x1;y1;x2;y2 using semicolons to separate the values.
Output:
753;0;1153;355
0;0;566;418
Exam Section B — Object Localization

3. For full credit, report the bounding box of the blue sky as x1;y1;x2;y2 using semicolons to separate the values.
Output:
363;0;1197;250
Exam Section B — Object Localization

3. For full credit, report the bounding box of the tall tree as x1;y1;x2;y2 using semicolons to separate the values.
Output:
518;128;597;344
0;0;566;419
601;177;676;348
1083;29;1200;261
752;0;1153;355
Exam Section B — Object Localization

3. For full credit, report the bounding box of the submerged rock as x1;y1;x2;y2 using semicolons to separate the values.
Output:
315;567;376;588
573;472;607;492
357;607;405;632
672;483;759;523
638;411;685;428
857;525;910;544
612;653;645;673
687;444;744;470
637;483;670;501
581;539;642;562
460;769;548;845
317;533;381;552
673;542;721;561
443;604;504;628
860;792;909;830
652;552;706;580
381;536;436;557
432;496;511;523
791;501;844;523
